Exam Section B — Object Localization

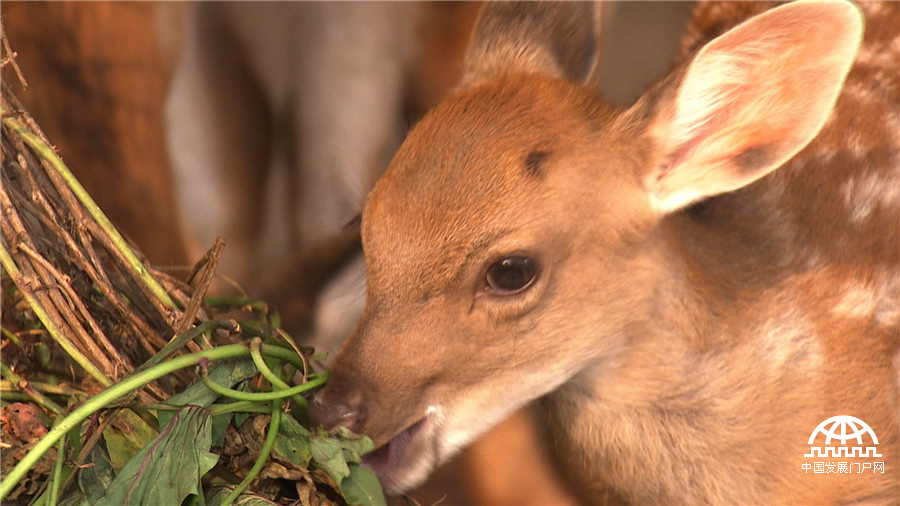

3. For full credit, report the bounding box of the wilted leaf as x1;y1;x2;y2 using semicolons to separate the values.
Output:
242;415;270;455
1;403;48;443
223;425;246;456
0;407;56;502
296;479;342;506
206;485;279;506
339;464;386;506
97;405;218;506
260;461;306;481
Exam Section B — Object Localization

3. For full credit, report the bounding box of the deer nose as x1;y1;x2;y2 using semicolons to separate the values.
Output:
309;394;362;432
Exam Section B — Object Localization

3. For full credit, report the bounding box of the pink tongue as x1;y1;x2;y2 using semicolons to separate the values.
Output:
361;420;421;477
362;444;391;475
389;427;413;463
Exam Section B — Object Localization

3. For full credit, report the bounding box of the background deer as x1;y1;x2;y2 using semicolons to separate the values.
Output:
312;1;899;503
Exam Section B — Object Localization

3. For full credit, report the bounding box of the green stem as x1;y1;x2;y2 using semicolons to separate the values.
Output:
1;326;24;348
0;344;249;501
208;401;272;417
222;400;282;505
249;339;291;390
0;380;89;398
0;392;36;403
106;402;182;411
243;345;308;374
0;363;64;415
204;297;268;312
137;320;238;374
0;340;315;501
201;369;327;402
1;113;176;310
309;353;329;363
47;429;66;506
0;245;112;387
250;338;308;408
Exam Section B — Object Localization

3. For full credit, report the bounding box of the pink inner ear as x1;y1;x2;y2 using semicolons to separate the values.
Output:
653;94;738;186
654;138;697;185
640;0;862;214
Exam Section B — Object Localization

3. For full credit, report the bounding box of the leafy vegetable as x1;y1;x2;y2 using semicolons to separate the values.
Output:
340;464;387;506
98;406;218;506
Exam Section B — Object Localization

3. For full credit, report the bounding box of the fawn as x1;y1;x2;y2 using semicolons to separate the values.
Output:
311;1;900;503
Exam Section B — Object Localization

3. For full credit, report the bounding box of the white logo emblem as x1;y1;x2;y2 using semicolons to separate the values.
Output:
802;415;885;475
805;415;881;458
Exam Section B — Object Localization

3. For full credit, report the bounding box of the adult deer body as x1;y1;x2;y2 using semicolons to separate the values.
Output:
312;1;900;503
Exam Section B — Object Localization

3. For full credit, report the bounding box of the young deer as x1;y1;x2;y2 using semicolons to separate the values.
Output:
311;1;900;503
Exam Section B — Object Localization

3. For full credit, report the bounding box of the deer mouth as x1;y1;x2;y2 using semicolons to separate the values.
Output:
362;413;437;493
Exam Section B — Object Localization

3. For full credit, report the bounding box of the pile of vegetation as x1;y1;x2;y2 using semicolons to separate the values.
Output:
0;31;384;506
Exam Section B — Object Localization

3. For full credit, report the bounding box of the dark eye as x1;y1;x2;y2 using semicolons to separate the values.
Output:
485;257;537;294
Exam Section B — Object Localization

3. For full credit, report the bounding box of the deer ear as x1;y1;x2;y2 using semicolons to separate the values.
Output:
639;0;863;214
461;1;602;87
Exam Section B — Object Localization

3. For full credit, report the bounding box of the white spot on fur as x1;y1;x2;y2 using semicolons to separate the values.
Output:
854;45;897;75
833;281;879;319
875;273;900;327
859;2;886;16
757;309;821;372
804;250;824;270
841;80;879;110
847;130;869;161
833;273;900;328
841;171;900;223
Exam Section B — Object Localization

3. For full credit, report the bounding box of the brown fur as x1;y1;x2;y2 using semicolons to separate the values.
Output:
310;1;899;502
4;5;572;503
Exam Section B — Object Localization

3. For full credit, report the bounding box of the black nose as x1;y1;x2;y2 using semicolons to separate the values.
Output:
309;394;362;432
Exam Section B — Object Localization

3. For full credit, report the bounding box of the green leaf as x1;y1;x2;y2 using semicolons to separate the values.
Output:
160;359;257;424
58;437;117;505
97;406;219;506
308;426;378;490
309;435;350;486
78;438;115;501
160;358;257;446
333;426;375;464
340;464;386;506
272;414;312;466
205;485;278;506
102;408;158;471
268;310;282;329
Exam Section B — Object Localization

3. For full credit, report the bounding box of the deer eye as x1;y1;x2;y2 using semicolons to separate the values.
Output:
485;257;537;294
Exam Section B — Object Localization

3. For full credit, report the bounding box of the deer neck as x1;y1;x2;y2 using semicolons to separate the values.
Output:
542;211;825;503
